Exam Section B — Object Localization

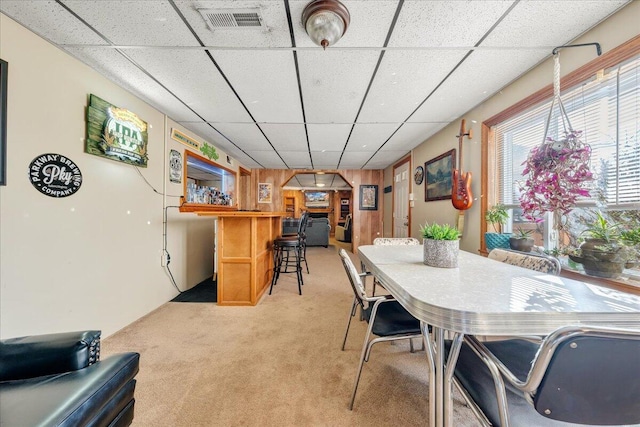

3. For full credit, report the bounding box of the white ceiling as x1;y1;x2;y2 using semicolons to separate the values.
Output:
1;0;630;169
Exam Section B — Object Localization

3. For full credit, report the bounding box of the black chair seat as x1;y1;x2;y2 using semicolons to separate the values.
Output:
363;300;421;337
275;238;302;247
446;339;549;426
447;334;640;426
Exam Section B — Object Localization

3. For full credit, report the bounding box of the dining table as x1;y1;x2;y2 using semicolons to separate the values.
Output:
357;244;640;427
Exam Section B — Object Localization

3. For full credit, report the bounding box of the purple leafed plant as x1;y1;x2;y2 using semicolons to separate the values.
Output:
519;130;593;222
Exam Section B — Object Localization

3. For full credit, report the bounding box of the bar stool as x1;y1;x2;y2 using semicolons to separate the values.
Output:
280;211;309;273
269;212;308;295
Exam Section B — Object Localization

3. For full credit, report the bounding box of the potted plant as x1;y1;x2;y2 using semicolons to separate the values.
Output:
509;227;535;252
519;130;593;222
568;211;626;278
485;204;511;251
420;222;461;268
620;227;640;269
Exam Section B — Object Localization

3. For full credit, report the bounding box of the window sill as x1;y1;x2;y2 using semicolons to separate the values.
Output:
559;265;640;296
479;248;640;295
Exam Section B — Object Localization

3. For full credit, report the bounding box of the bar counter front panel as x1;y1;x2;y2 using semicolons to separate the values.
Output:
197;212;285;306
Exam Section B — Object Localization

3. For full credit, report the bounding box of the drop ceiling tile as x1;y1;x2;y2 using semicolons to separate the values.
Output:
310;151;341;167
307;124;352;152
408;48;548;124
289;0;399;48
173;0;292;48
279;152;312;169
214;123;275;152
389;1;516;47
64;47;202;122
213;50;303;123
176;122;265;167
180;122;247;157
179;122;264;168
246;151;288;168
298;50;381;123
61;0;199;46
338;151;377;169
359;50;467;123
482;1;629;47
0;1;106;45
382;123;449;152
260;124;308;152
366;150;409;168
225;148;261;168
345;123;400;152
117;49;253;123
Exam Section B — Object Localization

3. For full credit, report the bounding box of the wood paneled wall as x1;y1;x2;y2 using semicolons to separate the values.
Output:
249;169;384;253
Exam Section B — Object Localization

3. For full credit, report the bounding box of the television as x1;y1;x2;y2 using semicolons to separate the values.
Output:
304;191;330;208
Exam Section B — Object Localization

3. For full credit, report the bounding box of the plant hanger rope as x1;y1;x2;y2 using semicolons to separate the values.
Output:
519;43;601;223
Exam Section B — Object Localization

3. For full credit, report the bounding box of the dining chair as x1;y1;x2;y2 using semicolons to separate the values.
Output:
338;249;423;410
369;237;421;295
447;325;640;427
488;248;561;275
486;248;561;343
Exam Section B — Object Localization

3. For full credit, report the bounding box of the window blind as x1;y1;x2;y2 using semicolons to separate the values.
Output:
494;55;640;210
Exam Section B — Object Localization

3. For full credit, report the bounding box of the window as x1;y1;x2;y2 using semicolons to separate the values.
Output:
496;56;639;208
483;37;640;284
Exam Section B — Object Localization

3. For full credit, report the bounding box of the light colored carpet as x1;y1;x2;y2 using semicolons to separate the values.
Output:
102;245;480;426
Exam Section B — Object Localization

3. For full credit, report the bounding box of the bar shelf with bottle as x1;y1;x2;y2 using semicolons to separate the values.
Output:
180;150;237;213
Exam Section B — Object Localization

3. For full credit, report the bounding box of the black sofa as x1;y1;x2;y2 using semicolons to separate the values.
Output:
282;217;330;247
0;330;140;427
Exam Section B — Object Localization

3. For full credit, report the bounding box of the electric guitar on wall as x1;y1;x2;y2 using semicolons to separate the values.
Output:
451;119;473;211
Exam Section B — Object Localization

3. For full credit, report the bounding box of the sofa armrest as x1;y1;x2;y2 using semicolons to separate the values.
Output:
0;330;101;381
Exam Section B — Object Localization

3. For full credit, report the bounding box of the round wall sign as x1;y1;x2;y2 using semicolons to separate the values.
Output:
29;153;83;198
414;166;424;185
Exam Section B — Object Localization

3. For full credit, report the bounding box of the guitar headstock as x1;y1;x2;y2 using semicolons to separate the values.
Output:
457;119;473;140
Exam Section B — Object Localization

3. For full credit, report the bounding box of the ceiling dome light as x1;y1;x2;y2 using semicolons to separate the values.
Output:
302;0;350;50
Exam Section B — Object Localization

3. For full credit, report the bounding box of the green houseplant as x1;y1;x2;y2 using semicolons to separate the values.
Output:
569;211;626;278
485;204;511;251
620;227;640;268
509;227;535;253
420;223;461;268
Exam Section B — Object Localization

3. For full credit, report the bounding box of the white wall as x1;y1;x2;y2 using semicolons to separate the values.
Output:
0;15;242;338
404;1;640;254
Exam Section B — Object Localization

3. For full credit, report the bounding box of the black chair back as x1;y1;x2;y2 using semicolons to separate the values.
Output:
297;211;309;236
534;332;640;425
339;249;368;311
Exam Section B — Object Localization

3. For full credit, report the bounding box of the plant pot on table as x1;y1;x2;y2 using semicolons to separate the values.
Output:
509;237;534;253
485;232;512;251
423;238;459;268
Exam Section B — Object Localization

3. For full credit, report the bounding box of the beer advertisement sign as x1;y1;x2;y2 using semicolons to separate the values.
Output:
86;94;148;167
29;153;82;198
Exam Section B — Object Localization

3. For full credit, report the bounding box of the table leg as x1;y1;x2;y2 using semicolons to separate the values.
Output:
434;327;445;426
444;333;463;426
421;322;435;427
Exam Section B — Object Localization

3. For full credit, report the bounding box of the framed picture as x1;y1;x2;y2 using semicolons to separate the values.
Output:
425;149;456;202
0;59;7;186
359;184;378;211
258;182;272;203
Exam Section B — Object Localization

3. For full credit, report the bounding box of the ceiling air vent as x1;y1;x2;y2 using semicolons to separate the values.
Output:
198;8;264;30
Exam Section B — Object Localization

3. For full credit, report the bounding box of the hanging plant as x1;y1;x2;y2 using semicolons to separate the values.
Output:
519;129;593;221
518;52;595;223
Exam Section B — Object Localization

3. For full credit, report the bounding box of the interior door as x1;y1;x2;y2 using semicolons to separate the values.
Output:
393;160;410;237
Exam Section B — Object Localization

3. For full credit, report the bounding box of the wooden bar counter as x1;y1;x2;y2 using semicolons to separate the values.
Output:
196;211;284;306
